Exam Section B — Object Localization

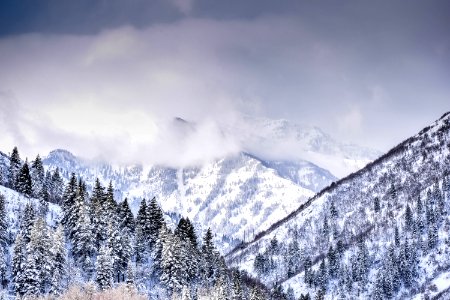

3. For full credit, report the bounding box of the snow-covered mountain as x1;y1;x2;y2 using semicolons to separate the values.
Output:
42;150;328;251
227;112;450;299
37;116;381;251
228;116;381;177
1;116;378;253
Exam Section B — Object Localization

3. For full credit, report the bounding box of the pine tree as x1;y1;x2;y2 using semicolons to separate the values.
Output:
107;221;132;283
21;202;35;244
22;252;41;297
268;235;279;255
330;201;338;220
17;160;32;197
304;256;313;287
38;185;50;217
30;154;45;198
0;194;7;249
327;245;338;278
394;226;400;247
136;199;149;240
118;198;135;234
428;222;438;249
134;224;148;264
231;270;243;300
69;178;88;243
50;168;64;204
96;244;114;290
175;217;198;249
61;173;78;237
50;225;67;295
201;228;216;285
0;245;6;290
317;258;327;290
72;200;96;279
105;181;118;222
254;253;267;277
27;217;53;294
416;194;423;215
12;233;27;296
374;197;381;213
8;146;21;190
160;227;185;294
405;205;413;232
148;197;164;249
389;183;397;200
322;216;329;242
91;178;107;248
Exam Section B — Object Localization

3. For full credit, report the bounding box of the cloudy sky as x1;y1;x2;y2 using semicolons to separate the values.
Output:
0;0;449;165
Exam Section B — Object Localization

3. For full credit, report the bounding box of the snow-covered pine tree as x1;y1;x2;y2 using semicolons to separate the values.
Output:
107;221;131;283
105;181;118;218
175;217;198;249
72;199;96;279
134;224;148;264
404;205;413;232
96;244;114;290
30;154;45;198
374;197;381;213
159;226;185;294
148;197;164;250
50;168;64;204
17;159;32;197
12;233;26;297
118;198;135;234
61;173;77;235
201;228;216;286
27;217;53;294
20;202;35;244
0;246;6;290
136;199;149;243
0;194;7;249
50;225;67;296
8;146;21;190
231;270;243;300
91;178;107;248
22;252;41;297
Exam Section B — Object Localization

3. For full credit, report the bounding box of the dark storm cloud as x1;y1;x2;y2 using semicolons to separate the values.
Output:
0;0;449;163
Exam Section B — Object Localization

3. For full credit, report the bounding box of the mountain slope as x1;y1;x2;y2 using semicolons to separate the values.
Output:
42;151;321;251
227;112;450;299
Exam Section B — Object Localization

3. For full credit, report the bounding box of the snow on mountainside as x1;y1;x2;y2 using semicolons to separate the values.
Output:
42;151;319;251
0;185;61;235
227;112;450;299
230;116;381;177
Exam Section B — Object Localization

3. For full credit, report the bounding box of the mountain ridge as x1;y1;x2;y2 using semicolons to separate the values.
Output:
227;111;450;299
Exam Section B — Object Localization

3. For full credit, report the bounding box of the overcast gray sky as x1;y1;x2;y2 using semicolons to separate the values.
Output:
0;0;449;164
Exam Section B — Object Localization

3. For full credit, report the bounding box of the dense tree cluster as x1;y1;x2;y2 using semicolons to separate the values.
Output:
0;146;267;299
1;147;64;204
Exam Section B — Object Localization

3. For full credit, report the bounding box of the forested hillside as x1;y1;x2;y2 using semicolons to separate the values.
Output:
227;112;450;299
0;155;268;299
